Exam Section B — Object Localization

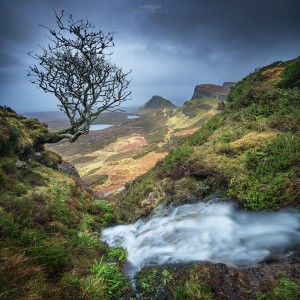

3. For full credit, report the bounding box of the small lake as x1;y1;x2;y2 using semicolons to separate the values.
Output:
89;124;112;131
127;115;140;119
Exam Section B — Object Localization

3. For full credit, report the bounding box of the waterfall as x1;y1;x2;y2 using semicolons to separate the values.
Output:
101;200;300;279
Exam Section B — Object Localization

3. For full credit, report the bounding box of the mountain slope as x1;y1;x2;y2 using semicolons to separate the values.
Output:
118;57;300;221
0;107;129;299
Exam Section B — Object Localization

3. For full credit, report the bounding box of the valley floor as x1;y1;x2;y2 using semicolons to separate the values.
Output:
47;108;215;199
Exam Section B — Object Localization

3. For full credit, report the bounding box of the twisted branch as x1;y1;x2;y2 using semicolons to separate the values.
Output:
28;10;132;143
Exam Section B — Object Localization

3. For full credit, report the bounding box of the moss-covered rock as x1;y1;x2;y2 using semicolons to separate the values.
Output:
0;106;48;156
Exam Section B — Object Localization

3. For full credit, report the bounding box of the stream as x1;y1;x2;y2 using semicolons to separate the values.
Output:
101;200;300;279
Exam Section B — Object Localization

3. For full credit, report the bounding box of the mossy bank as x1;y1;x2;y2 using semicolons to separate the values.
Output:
0;107;130;299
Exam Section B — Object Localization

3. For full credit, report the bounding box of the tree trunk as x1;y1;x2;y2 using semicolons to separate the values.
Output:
43;129;86;144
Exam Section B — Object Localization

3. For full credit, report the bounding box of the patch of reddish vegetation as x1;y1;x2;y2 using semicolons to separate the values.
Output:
94;184;125;198
174;128;199;136
120;136;147;151
109;173;129;182
92;152;167;198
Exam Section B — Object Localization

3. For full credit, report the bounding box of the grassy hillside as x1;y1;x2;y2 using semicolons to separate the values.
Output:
119;57;300;221
0;107;130;299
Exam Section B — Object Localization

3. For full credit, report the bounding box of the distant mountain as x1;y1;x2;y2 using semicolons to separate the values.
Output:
23;111;67;122
137;96;176;114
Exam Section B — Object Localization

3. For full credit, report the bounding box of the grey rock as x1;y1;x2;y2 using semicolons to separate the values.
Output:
15;160;28;169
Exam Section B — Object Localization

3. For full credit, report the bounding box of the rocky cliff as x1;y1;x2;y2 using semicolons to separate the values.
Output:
191;83;233;99
165;83;234;129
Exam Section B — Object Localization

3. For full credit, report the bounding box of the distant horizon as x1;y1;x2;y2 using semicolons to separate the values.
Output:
21;106;140;114
7;80;236;114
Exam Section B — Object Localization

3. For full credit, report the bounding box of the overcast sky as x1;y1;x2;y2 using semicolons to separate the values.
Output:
0;0;299;112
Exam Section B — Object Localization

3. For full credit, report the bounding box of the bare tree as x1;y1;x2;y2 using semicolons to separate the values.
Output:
28;11;131;143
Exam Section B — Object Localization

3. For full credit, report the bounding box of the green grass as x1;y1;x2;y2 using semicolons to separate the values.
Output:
228;133;300;209
245;133;300;175
187;113;227;146
158;145;197;179
107;247;127;264
277;59;300;88
79;258;129;299
257;277;300;300
136;265;215;300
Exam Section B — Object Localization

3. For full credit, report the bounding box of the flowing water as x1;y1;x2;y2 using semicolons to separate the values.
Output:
101;200;300;279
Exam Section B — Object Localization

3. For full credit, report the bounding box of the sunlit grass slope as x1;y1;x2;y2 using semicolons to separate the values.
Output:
119;57;300;221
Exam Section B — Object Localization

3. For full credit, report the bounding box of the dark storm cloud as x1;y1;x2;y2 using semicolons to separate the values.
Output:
136;0;300;57
0;0;299;112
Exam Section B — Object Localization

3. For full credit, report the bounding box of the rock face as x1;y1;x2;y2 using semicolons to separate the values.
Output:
191;83;233;99
138;95;176;114
222;81;236;88
174;83;233;120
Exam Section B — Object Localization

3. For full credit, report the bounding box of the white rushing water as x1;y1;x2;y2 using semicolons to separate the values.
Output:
101;200;300;278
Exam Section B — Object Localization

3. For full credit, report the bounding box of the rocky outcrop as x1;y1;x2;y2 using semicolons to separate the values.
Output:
222;81;236;88
191;83;232;99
